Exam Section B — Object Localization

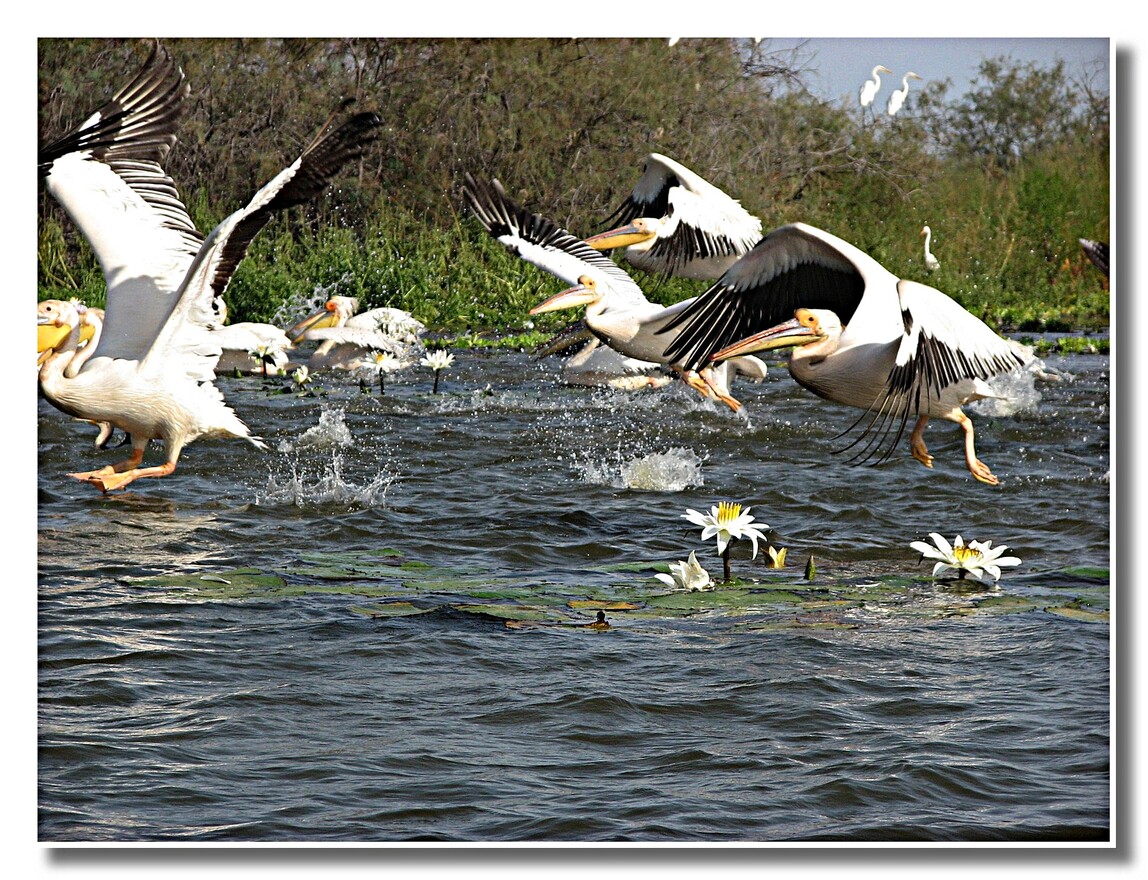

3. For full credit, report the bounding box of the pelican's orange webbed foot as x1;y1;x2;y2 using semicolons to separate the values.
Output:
67;465;117;482
681;370;742;412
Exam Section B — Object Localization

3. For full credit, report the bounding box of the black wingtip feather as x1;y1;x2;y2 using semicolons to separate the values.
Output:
39;39;189;175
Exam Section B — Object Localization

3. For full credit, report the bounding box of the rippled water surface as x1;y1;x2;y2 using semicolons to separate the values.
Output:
37;347;1111;842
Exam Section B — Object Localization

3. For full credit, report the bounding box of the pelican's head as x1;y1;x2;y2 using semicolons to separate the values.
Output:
529;275;603;316
711;308;841;360
287;295;360;342
37;299;80;359
584;218;658;252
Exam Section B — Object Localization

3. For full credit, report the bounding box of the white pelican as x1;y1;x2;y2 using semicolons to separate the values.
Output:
921;225;941;272
37;41;381;492
535;320;672;391
583;153;762;280
37;300;122;449
286;295;427;371
886;72;921;117
859;65;892;110
658;222;1029;485
462;174;766;410
208;297;294;376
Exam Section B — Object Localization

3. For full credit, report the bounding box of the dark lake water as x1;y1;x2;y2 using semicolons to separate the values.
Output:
35;345;1111;843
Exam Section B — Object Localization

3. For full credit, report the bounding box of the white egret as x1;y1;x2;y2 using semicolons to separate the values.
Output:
659;222;1029;484
462;174;766;411
584;153;762;280
921;225;941;272
859;65;892;111
37;41;381;492
886;72;921;117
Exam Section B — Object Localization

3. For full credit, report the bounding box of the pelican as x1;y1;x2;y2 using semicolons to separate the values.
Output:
37;300;122;449
463;174;767;410
37;41;381;492
921;225;941;272
886;72;921;117
658;222;1029;485
859;65;892;110
286;295;427;371
208;298;294;376
1079;239;1109;278
583;153;762;280
535;320;672;391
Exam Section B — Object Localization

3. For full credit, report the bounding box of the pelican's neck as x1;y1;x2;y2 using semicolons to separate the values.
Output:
39;321;83;399
64;315;102;379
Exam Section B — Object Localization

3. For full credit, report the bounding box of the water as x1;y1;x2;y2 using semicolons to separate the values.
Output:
36;348;1111;842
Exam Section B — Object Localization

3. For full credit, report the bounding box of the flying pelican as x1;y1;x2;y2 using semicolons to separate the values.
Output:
208;297;295;376
921;225;941;272
859;65;892;111
886;71;921;117
37;41;381;492
462;174;766;411
658;222;1029;485
286;295;427;371
583;153;762;280
534;319;672;391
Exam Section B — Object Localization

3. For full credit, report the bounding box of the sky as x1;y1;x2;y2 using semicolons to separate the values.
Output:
751;37;1110;104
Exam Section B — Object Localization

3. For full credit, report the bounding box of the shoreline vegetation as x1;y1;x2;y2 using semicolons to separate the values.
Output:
38;38;1110;342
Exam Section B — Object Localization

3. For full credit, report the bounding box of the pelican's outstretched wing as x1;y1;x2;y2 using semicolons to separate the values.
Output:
144;108;382;378
659;223;869;370
40;40;203;363
462;174;645;303
886;281;1029;413
598;152;761;276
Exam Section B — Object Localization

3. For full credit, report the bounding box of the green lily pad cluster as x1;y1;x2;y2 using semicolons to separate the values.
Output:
116;548;1109;632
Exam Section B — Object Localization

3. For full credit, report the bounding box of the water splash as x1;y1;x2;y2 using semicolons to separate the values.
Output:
262;407;397;507
259;452;397;508
269;272;362;328
582;447;705;491
974;360;1048;418
278;407;354;452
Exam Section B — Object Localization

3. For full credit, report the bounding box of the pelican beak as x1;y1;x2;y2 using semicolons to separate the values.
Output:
37;321;73;355
584;222;655;251
711;317;820;360
287;300;341;343
534;319;594;358
529;284;599;315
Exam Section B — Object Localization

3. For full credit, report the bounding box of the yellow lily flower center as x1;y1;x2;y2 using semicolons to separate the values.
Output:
716;502;742;524
952;545;979;564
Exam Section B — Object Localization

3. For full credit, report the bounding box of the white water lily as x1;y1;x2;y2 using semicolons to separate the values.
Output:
370;351;400;373
291;365;311;388
421;349;454;393
910;533;1022;582
420;349;455;372
683;501;768;558
655;551;714;591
